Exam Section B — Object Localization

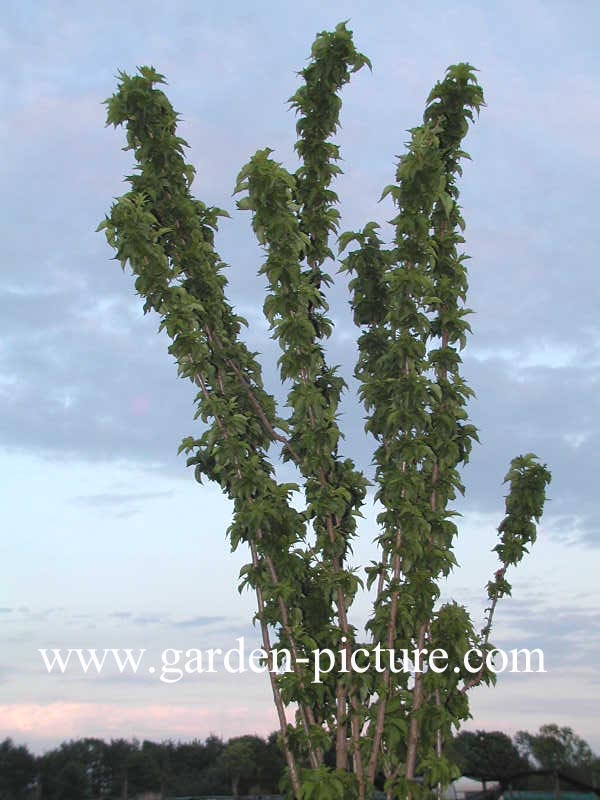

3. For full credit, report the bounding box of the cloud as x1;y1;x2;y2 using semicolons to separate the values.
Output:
73;490;174;508
0;700;277;754
172;616;228;628
130;616;163;627
496;614;600;673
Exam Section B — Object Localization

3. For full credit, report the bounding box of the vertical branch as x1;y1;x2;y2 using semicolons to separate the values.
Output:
100;69;315;788
250;540;301;797
403;65;485;786
236;23;371;773
405;624;427;785
343;126;445;786
343;64;485;796
435;688;443;800
289;26;370;779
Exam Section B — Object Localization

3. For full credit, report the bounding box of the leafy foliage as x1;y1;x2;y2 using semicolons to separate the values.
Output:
0;738;36;800
449;730;528;781
516;724;595;775
99;22;551;800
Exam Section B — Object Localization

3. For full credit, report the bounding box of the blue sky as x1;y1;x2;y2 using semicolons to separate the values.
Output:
1;0;599;753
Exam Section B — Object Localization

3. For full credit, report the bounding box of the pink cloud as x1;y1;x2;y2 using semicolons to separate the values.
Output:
0;701;280;752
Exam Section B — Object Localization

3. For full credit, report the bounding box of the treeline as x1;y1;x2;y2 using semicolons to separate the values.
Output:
0;733;284;799
1;723;598;799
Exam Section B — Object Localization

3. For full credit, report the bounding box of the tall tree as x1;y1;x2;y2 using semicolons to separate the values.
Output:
99;21;551;800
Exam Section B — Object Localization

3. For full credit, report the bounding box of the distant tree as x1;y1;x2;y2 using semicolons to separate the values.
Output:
516;724;595;779
54;760;89;800
126;747;162;796
78;738;110;798
167;739;199;794
35;735;234;800
167;736;227;796
38;738;112;800
0;738;36;800
203;733;226;766
104;738;138;800
591;756;600;788
220;735;264;798
449;730;527;784
140;740;173;799
39;744;88;800
261;731;287;793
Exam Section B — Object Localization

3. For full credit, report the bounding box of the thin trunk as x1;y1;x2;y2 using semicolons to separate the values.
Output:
405;623;427;786
367;354;410;786
367;526;402;786
261;542;322;768
436;688;443;800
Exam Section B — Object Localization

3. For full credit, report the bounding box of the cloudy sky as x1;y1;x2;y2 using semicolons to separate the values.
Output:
1;0;599;754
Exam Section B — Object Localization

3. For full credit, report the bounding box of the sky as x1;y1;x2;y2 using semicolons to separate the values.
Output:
1;0;599;755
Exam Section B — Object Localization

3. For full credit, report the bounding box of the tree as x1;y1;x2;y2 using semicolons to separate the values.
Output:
166;736;226;797
38;739;107;800
449;730;528;784
99;21;551;800
140;740;173;799
126;747;162;797
516;724;595;780
53;760;89;800
0;739;36;800
263;731;288;792
219;736;262;798
104;738;137;800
